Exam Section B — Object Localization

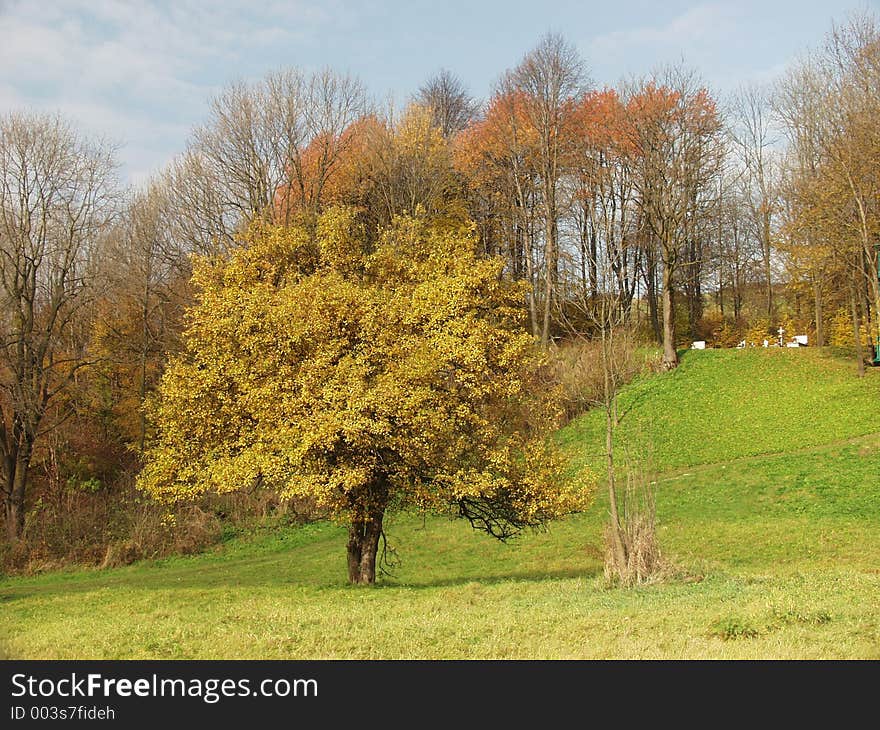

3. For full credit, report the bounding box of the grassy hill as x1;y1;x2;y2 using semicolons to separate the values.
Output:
561;347;880;471
1;348;878;659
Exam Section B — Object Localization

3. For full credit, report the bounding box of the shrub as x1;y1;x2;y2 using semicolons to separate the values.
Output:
547;336;654;422
0;471;320;575
603;456;669;587
710;617;761;640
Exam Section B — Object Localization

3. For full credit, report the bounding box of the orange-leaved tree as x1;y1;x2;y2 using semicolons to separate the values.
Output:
454;89;543;333
625;72;724;369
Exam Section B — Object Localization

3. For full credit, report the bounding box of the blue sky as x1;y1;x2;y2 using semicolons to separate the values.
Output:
0;0;873;183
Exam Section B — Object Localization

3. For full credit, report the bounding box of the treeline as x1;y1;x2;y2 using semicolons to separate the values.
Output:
1;15;878;565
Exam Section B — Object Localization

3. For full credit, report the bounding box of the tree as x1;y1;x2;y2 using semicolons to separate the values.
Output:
455;90;543;335
138;208;591;584
555;182;659;586
92;180;190;452
567;88;640;315
626;70;724;368
504;33;588;346
272;69;369;222
366;104;460;226
775;13;880;373
775;56;835;347
0;111;117;540
415;69;480;139
280;104;462;236
178;67;367;253
731;83;780;317
819;16;880;366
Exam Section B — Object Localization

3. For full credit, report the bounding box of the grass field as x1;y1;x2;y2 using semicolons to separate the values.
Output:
1;348;878;659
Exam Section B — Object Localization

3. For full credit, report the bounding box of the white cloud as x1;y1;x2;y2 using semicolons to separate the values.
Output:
588;3;745;81
0;0;346;182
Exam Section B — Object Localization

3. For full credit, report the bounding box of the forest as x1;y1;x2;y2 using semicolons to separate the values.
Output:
1;11;879;580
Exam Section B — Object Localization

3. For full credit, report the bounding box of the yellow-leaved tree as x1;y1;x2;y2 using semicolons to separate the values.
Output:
138;207;592;583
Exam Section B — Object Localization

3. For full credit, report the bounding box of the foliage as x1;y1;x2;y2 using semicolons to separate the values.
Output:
743;317;772;346
829;307;872;348
699;314;745;348
776;14;880;372
138;208;592;579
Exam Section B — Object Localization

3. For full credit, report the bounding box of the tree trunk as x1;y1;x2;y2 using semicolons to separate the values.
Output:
859;263;873;356
763;216;773;317
589;218;598;302
578;213;589;299
661;258;679;369
813;278;824;348
525;228;539;339
685;236;702;339
3;450;30;542
644;245;662;344
605;400;626;572
850;274;866;378
868;248;880;353
4;497;23;542
541;214;557;348
347;509;384;585
512;223;523;280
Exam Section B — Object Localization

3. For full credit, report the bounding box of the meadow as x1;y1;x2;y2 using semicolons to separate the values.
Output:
1;348;878;659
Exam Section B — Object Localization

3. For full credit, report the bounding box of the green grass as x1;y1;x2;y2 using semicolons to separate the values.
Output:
559;347;880;471
1;348;878;659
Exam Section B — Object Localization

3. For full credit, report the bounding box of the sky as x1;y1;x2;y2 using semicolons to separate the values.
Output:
0;0;874;184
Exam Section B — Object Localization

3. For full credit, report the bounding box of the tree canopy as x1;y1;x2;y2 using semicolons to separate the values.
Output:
138;207;592;583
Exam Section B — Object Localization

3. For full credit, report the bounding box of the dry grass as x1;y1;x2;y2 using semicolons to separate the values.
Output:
603;460;670;587
1;467;321;575
547;337;657;422
100;504;222;569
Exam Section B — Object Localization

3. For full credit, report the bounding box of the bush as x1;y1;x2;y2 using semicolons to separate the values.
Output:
0;471;319;575
547;336;655;422
744;317;772;347
603;457;669;587
101;503;222;569
829;307;872;348
710;617;761;641
695;313;746;348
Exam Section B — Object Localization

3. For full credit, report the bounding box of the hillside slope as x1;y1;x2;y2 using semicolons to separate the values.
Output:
559;348;880;471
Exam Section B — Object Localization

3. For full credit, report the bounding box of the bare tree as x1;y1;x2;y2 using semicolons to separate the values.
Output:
415;69;480;138
567;90;641;318
167;147;241;256
97;180;190;452
707;172;759;321
731;83;780;317
175;67;368;254
280;68;370;219
458;89;545;336
0;111;117;540
504;33;588;346
557;221;659;586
